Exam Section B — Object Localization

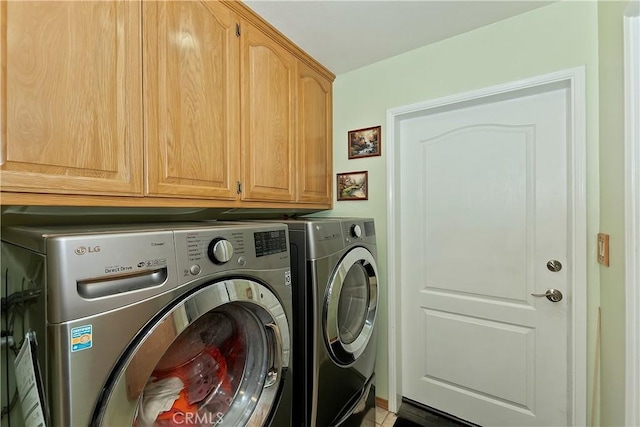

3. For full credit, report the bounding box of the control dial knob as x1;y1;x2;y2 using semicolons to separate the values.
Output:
207;238;234;264
350;224;362;238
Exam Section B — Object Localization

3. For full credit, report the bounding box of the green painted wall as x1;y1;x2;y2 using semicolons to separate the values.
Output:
597;1;629;426
328;0;604;422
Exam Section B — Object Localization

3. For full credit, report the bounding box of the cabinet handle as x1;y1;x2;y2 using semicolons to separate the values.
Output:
237;181;242;194
235;23;240;37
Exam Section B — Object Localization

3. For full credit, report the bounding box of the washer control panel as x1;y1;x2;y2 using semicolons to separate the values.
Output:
207;238;234;264
174;224;289;280
0;222;290;323
254;229;288;258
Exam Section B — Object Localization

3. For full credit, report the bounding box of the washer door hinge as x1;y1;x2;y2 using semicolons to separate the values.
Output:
235;23;241;37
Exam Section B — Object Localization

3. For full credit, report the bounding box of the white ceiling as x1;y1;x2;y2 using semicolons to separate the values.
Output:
243;0;556;75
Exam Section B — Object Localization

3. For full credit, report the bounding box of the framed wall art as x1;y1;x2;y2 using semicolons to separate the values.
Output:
337;171;368;201
348;126;381;159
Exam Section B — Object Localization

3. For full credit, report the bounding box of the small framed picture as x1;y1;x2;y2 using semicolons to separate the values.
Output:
348;126;381;159
337;171;368;201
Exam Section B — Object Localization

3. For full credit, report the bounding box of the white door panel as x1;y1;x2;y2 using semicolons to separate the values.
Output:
400;88;569;426
422;310;534;406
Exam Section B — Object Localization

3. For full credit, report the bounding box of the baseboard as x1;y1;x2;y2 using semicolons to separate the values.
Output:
375;397;388;410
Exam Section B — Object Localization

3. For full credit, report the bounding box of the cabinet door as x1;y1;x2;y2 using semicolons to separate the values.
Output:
297;61;333;205
1;1;143;196
240;21;295;202
145;1;239;199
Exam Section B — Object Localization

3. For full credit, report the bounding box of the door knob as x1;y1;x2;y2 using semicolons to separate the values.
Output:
531;288;563;302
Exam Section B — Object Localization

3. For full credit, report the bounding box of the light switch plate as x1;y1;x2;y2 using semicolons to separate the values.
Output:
597;233;610;266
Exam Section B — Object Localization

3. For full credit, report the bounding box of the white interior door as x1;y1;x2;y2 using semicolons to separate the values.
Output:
399;88;570;426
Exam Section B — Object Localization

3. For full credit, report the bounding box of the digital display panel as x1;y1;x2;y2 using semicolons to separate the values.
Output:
254;230;287;257
364;221;375;236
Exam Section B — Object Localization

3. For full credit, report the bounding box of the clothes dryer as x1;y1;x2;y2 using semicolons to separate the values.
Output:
1;222;293;427
285;218;379;427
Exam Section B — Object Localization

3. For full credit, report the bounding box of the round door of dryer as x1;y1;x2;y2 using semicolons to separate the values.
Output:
324;246;379;366
92;278;290;427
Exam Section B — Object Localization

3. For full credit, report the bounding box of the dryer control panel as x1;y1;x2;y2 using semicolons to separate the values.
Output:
341;219;376;245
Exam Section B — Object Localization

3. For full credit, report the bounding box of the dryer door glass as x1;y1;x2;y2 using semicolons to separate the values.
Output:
325;247;379;366
93;279;290;427
338;263;370;345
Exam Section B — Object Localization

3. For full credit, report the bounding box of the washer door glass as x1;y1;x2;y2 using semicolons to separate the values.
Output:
94;279;289;427
324;247;378;366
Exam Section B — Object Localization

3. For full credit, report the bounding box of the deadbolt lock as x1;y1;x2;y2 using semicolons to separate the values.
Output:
547;260;562;272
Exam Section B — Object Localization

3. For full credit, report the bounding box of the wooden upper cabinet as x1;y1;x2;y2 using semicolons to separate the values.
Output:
144;1;240;199
1;0;334;208
240;20;296;203
296;60;332;205
0;1;143;196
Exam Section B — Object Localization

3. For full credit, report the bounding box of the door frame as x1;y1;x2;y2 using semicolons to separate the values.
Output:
624;1;640;425
385;66;587;425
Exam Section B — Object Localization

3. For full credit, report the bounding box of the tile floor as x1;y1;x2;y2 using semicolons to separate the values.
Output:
375;406;397;427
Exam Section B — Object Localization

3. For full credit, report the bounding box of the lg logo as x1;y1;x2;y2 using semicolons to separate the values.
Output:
74;246;101;255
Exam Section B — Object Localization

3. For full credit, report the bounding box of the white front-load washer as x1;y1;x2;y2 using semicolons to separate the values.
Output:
1;222;293;427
